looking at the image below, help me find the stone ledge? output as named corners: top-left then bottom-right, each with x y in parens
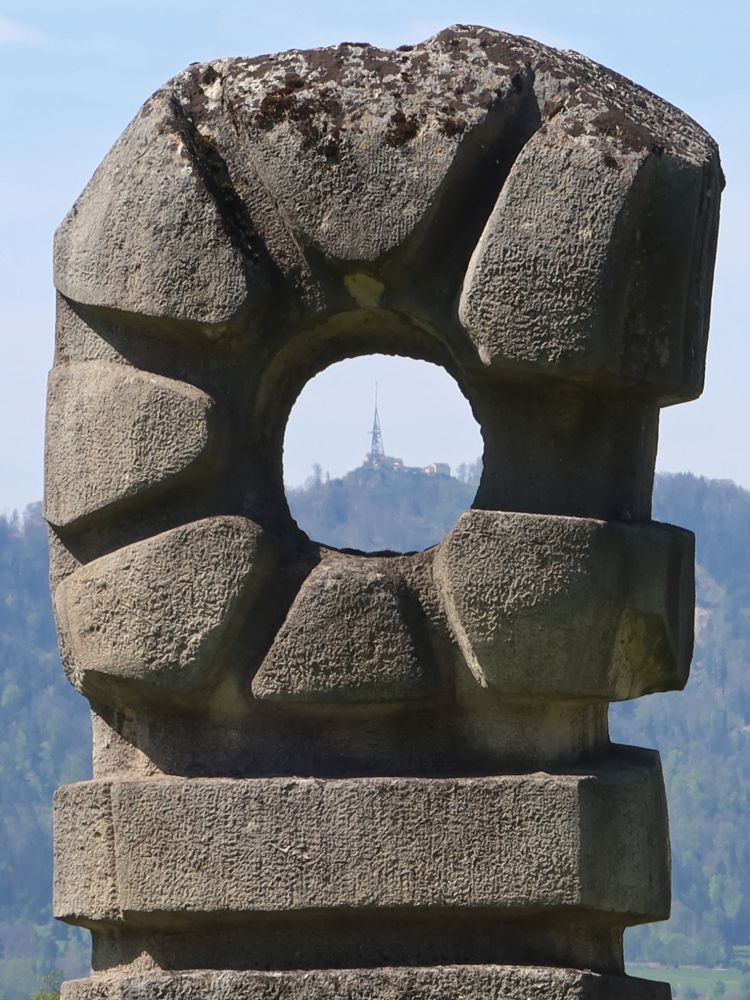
top-left (61, 966), bottom-right (671, 1000)
top-left (55, 751), bottom-right (668, 925)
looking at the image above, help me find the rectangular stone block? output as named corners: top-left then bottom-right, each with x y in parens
top-left (55, 749), bottom-right (668, 927)
top-left (61, 966), bottom-right (671, 1000)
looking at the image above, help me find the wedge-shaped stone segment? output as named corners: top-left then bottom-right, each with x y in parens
top-left (252, 557), bottom-right (439, 703)
top-left (45, 362), bottom-right (217, 528)
top-left (53, 517), bottom-right (273, 704)
top-left (54, 90), bottom-right (252, 325)
top-left (55, 751), bottom-right (668, 924)
top-left (60, 966), bottom-right (670, 1000)
top-left (459, 121), bottom-right (721, 400)
top-left (170, 31), bottom-right (537, 271)
top-left (436, 511), bottom-right (693, 701)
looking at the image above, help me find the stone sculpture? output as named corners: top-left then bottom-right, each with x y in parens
top-left (45, 25), bottom-right (722, 999)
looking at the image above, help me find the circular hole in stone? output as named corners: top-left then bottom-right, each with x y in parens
top-left (283, 355), bottom-right (483, 553)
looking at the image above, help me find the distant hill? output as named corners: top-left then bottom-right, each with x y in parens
top-left (286, 461), bottom-right (478, 552)
top-left (0, 508), bottom-right (88, 998)
top-left (1, 470), bottom-right (749, 995)
top-left (618, 474), bottom-right (750, 967)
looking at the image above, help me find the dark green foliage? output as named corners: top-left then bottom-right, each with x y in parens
top-left (0, 506), bottom-right (88, 998)
top-left (614, 474), bottom-right (750, 967)
top-left (2, 470), bottom-right (750, 993)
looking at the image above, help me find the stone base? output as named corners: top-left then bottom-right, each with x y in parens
top-left (62, 967), bottom-right (671, 999)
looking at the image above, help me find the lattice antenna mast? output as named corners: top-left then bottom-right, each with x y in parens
top-left (369, 383), bottom-right (385, 460)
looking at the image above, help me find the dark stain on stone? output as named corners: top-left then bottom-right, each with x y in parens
top-left (284, 72), bottom-right (306, 90)
top-left (253, 84), bottom-right (345, 158)
top-left (470, 28), bottom-right (526, 74)
top-left (255, 87), bottom-right (297, 129)
top-left (373, 58), bottom-right (402, 78)
top-left (602, 152), bottom-right (619, 169)
top-left (385, 109), bottom-right (421, 147)
top-left (439, 115), bottom-right (468, 138)
top-left (321, 92), bottom-right (344, 119)
top-left (169, 96), bottom-right (262, 267)
top-left (202, 66), bottom-right (219, 86)
top-left (593, 110), bottom-right (657, 154)
top-left (321, 134), bottom-right (342, 163)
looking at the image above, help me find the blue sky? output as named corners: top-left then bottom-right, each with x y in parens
top-left (1, 1), bottom-right (747, 508)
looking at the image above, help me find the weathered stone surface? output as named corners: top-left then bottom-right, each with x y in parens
top-left (54, 27), bottom-right (720, 403)
top-left (436, 511), bottom-right (694, 700)
top-left (174, 33), bottom-right (531, 270)
top-left (459, 121), bottom-right (721, 399)
top-left (53, 517), bottom-right (272, 703)
top-left (473, 390), bottom-right (660, 522)
top-left (54, 91), bottom-right (252, 326)
top-left (253, 555), bottom-right (439, 702)
top-left (45, 362), bottom-right (217, 527)
top-left (54, 752), bottom-right (668, 924)
top-left (61, 966), bottom-right (670, 1000)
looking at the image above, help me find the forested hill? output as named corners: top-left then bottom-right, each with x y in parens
top-left (0, 509), bottom-right (88, 997)
top-left (623, 475), bottom-right (750, 967)
top-left (1, 470), bottom-right (750, 996)
top-left (286, 460), bottom-right (480, 552)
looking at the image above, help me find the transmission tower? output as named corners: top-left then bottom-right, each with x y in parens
top-left (368, 383), bottom-right (385, 461)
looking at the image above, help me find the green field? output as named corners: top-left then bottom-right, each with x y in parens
top-left (629, 964), bottom-right (750, 998)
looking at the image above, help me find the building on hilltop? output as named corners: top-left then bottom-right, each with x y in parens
top-left (423, 462), bottom-right (451, 477)
top-left (362, 391), bottom-right (450, 477)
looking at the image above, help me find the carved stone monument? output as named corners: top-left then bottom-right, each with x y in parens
top-left (46, 25), bottom-right (722, 999)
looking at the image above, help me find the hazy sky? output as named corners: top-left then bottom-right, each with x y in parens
top-left (1, 1), bottom-right (747, 508)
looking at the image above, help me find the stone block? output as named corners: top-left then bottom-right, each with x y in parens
top-left (45, 361), bottom-right (217, 528)
top-left (60, 967), bottom-right (671, 999)
top-left (436, 511), bottom-right (693, 700)
top-left (253, 556), bottom-right (441, 703)
top-left (459, 122), bottom-right (721, 400)
top-left (53, 516), bottom-right (273, 704)
top-left (54, 752), bottom-right (668, 925)
top-left (54, 91), bottom-right (253, 326)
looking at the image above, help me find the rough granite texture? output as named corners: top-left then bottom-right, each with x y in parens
top-left (436, 511), bottom-right (694, 700)
top-left (253, 556), bottom-right (442, 702)
top-left (53, 517), bottom-right (275, 705)
top-left (61, 967), bottom-right (671, 1000)
top-left (46, 23), bottom-right (722, 999)
top-left (54, 754), bottom-right (668, 924)
top-left (45, 362), bottom-right (217, 528)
